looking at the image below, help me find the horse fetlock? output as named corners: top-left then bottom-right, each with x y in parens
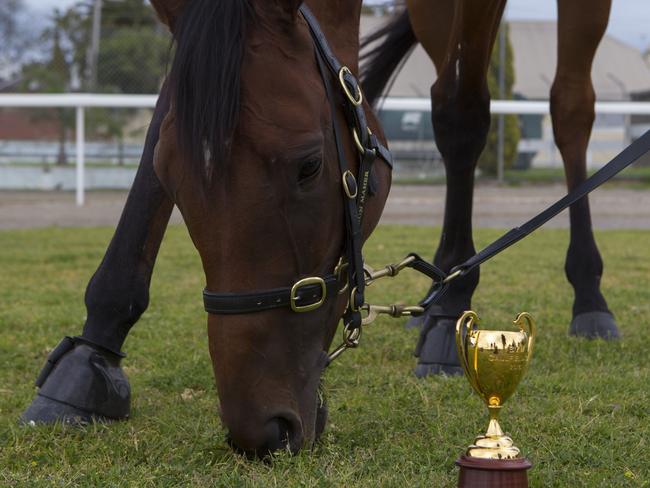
top-left (22, 337), bottom-right (130, 425)
top-left (437, 264), bottom-right (480, 317)
top-left (83, 276), bottom-right (150, 351)
top-left (565, 241), bottom-right (604, 285)
top-left (564, 241), bottom-right (611, 317)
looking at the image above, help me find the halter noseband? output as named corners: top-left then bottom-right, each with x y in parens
top-left (203, 5), bottom-right (395, 335)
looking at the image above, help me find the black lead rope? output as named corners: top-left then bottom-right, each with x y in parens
top-left (414, 129), bottom-right (650, 312)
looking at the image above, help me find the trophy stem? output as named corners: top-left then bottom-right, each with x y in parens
top-left (486, 406), bottom-right (504, 438)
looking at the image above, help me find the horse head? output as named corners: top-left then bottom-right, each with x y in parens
top-left (153, 0), bottom-right (391, 456)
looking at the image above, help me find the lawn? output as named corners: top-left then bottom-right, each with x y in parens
top-left (0, 225), bottom-right (648, 487)
top-left (394, 165), bottom-right (650, 189)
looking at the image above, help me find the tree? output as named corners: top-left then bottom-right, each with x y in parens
top-left (97, 0), bottom-right (168, 93)
top-left (478, 23), bottom-right (521, 176)
top-left (19, 0), bottom-right (169, 165)
top-left (20, 5), bottom-right (92, 164)
top-left (93, 0), bottom-right (169, 164)
top-left (0, 0), bottom-right (35, 83)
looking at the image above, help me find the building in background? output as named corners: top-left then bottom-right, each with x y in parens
top-left (1, 9), bottom-right (649, 190)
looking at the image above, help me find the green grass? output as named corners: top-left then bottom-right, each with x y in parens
top-left (394, 165), bottom-right (650, 188)
top-left (500, 166), bottom-right (650, 188)
top-left (1, 225), bottom-right (649, 487)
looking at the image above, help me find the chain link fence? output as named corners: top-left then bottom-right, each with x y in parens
top-left (1, 1), bottom-right (649, 191)
top-left (0, 0), bottom-right (168, 174)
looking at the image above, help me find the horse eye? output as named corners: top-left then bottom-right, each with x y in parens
top-left (298, 158), bottom-right (322, 182)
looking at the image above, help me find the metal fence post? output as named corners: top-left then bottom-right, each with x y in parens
top-left (497, 22), bottom-right (506, 183)
top-left (76, 105), bottom-right (85, 206)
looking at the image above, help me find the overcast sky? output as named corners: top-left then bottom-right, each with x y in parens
top-left (25, 0), bottom-right (650, 50)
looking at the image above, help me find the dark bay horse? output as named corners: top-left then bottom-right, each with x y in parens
top-left (361, 0), bottom-right (618, 376)
top-left (22, 0), bottom-right (392, 456)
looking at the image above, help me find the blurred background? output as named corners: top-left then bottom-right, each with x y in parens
top-left (0, 0), bottom-right (649, 198)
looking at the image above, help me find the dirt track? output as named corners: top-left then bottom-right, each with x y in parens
top-left (1, 184), bottom-right (649, 230)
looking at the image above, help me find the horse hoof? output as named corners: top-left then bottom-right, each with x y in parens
top-left (569, 311), bottom-right (620, 340)
top-left (21, 337), bottom-right (130, 425)
top-left (414, 316), bottom-right (463, 377)
top-left (414, 362), bottom-right (463, 377)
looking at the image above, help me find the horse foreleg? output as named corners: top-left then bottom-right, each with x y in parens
top-left (552, 0), bottom-right (619, 339)
top-left (22, 84), bottom-right (174, 424)
top-left (411, 0), bottom-right (506, 376)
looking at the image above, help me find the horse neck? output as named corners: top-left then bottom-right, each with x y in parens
top-left (305, 0), bottom-right (362, 73)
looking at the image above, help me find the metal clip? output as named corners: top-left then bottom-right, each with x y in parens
top-left (360, 303), bottom-right (425, 325)
top-left (443, 269), bottom-right (463, 284)
top-left (327, 323), bottom-right (362, 363)
top-left (364, 255), bottom-right (416, 286)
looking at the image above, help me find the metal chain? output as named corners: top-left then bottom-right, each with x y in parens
top-left (327, 254), bottom-right (464, 364)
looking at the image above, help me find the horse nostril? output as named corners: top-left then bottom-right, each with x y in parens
top-left (225, 413), bottom-right (303, 458)
top-left (264, 416), bottom-right (292, 452)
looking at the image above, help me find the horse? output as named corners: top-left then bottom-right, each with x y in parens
top-left (22, 0), bottom-right (394, 457)
top-left (361, 0), bottom-right (619, 377)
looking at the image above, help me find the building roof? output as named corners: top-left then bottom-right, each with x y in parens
top-left (361, 15), bottom-right (650, 101)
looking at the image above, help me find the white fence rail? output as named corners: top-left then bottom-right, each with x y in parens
top-left (379, 97), bottom-right (650, 115)
top-left (2, 94), bottom-right (650, 206)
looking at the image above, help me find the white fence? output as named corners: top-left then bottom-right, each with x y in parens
top-left (1, 93), bottom-right (650, 206)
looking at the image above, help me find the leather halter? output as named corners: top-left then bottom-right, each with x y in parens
top-left (202, 4), bottom-right (394, 331)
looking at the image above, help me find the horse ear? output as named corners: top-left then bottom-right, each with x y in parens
top-left (150, 0), bottom-right (187, 33)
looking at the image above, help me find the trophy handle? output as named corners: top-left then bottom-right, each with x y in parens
top-left (514, 312), bottom-right (535, 363)
top-left (455, 311), bottom-right (482, 395)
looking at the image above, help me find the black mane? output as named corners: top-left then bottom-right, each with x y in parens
top-left (168, 0), bottom-right (250, 185)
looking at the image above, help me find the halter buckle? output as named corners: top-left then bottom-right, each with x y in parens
top-left (342, 170), bottom-right (358, 199)
top-left (290, 277), bottom-right (327, 313)
top-left (338, 66), bottom-right (363, 106)
top-left (334, 258), bottom-right (349, 295)
top-left (352, 127), bottom-right (374, 156)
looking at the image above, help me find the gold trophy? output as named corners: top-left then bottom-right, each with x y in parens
top-left (454, 311), bottom-right (535, 488)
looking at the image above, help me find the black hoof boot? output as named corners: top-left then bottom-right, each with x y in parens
top-left (405, 314), bottom-right (424, 330)
top-left (569, 311), bottom-right (620, 340)
top-left (21, 337), bottom-right (130, 425)
top-left (414, 312), bottom-right (463, 377)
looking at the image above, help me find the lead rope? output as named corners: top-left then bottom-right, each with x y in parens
top-left (327, 129), bottom-right (650, 365)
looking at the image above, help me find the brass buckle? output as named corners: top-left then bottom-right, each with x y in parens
top-left (349, 286), bottom-right (362, 312)
top-left (290, 277), bottom-right (327, 313)
top-left (342, 170), bottom-right (358, 199)
top-left (352, 127), bottom-right (373, 155)
top-left (338, 66), bottom-right (363, 106)
top-left (334, 257), bottom-right (349, 295)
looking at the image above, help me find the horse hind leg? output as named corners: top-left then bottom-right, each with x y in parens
top-left (551, 0), bottom-right (619, 339)
top-left (22, 84), bottom-right (175, 424)
top-left (411, 0), bottom-right (507, 376)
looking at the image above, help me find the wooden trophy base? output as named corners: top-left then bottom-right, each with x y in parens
top-left (456, 455), bottom-right (532, 488)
